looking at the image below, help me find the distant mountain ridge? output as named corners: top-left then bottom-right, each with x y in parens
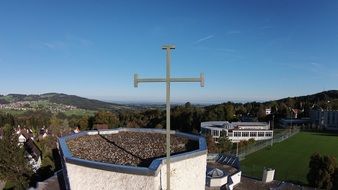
top-left (0, 90), bottom-right (337, 111)
top-left (269, 90), bottom-right (338, 104)
top-left (0, 93), bottom-right (132, 111)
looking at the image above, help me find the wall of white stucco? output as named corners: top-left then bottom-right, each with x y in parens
top-left (65, 154), bottom-right (207, 190)
top-left (159, 154), bottom-right (207, 190)
top-left (66, 163), bottom-right (157, 190)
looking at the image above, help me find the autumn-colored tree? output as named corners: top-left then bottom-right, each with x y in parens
top-left (49, 116), bottom-right (70, 137)
top-left (78, 115), bottom-right (90, 130)
top-left (94, 111), bottom-right (119, 129)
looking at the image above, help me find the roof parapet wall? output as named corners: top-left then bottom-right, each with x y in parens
top-left (58, 128), bottom-right (207, 177)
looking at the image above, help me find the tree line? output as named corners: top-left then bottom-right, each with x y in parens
top-left (1, 97), bottom-right (335, 136)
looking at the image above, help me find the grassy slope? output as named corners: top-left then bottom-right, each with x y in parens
top-left (63, 109), bottom-right (96, 116)
top-left (241, 132), bottom-right (338, 184)
top-left (0, 93), bottom-right (129, 111)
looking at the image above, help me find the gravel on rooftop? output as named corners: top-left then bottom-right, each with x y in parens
top-left (67, 131), bottom-right (199, 167)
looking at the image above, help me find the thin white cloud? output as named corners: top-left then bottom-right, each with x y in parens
top-left (227, 30), bottom-right (241, 35)
top-left (194, 35), bottom-right (214, 44)
top-left (287, 62), bottom-right (338, 79)
top-left (259, 25), bottom-right (273, 30)
top-left (310, 62), bottom-right (321, 68)
top-left (66, 35), bottom-right (92, 47)
top-left (42, 42), bottom-right (55, 49)
top-left (42, 41), bottom-right (66, 49)
top-left (215, 48), bottom-right (236, 53)
top-left (39, 35), bottom-right (92, 50)
top-left (78, 38), bottom-right (92, 47)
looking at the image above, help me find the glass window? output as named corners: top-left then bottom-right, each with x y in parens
top-left (250, 132), bottom-right (257, 137)
top-left (234, 132), bottom-right (241, 137)
top-left (212, 130), bottom-right (220, 137)
top-left (242, 132), bottom-right (249, 137)
top-left (265, 132), bottom-right (272, 137)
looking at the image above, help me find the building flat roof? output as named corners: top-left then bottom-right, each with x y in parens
top-left (66, 131), bottom-right (199, 167)
top-left (230, 129), bottom-right (273, 132)
top-left (201, 121), bottom-right (269, 130)
top-left (201, 121), bottom-right (228, 127)
top-left (58, 128), bottom-right (207, 176)
top-left (232, 122), bottom-right (269, 126)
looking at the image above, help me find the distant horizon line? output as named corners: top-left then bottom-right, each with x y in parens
top-left (103, 99), bottom-right (269, 105)
top-left (0, 92), bottom-right (272, 104)
top-left (1, 89), bottom-right (337, 105)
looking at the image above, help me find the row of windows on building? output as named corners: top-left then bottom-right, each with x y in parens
top-left (232, 131), bottom-right (273, 137)
top-left (211, 130), bottom-right (227, 137)
top-left (203, 128), bottom-right (273, 138)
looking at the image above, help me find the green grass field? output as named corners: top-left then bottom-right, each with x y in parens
top-left (63, 109), bottom-right (96, 116)
top-left (241, 131), bottom-right (338, 185)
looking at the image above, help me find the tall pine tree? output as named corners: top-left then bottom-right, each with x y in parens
top-left (0, 124), bottom-right (33, 189)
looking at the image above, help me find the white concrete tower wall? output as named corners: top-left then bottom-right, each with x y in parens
top-left (65, 154), bottom-right (207, 190)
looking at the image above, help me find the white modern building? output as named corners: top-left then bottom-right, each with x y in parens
top-left (201, 121), bottom-right (273, 142)
top-left (310, 109), bottom-right (338, 130)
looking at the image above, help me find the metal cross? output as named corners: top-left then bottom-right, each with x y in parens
top-left (134, 44), bottom-right (204, 190)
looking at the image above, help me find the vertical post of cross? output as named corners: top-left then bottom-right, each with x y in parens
top-left (162, 44), bottom-right (175, 190)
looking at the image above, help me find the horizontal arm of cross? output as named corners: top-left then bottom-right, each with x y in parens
top-left (134, 73), bottom-right (204, 87)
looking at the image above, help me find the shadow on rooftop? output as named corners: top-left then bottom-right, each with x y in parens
top-left (97, 132), bottom-right (199, 167)
top-left (98, 133), bottom-right (157, 167)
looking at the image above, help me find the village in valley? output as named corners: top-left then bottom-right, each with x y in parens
top-left (0, 100), bottom-right (77, 113)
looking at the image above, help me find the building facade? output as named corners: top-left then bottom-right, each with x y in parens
top-left (310, 109), bottom-right (338, 130)
top-left (279, 118), bottom-right (310, 128)
top-left (201, 121), bottom-right (273, 142)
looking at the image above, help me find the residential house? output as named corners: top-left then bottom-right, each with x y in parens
top-left (24, 138), bottom-right (42, 172)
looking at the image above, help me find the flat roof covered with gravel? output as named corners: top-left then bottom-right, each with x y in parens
top-left (66, 131), bottom-right (199, 167)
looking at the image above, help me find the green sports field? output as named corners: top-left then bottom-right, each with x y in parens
top-left (241, 131), bottom-right (338, 185)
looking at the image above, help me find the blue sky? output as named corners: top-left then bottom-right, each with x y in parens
top-left (1, 0), bottom-right (338, 103)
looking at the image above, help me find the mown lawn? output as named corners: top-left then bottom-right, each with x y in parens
top-left (241, 131), bottom-right (338, 185)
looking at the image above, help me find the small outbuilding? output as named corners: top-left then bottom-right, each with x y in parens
top-left (206, 168), bottom-right (228, 187)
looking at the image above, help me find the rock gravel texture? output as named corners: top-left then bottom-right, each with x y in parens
top-left (67, 131), bottom-right (199, 167)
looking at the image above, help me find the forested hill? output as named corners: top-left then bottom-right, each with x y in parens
top-left (263, 90), bottom-right (338, 110)
top-left (0, 90), bottom-right (337, 112)
top-left (272, 90), bottom-right (338, 104)
top-left (0, 93), bottom-right (132, 111)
